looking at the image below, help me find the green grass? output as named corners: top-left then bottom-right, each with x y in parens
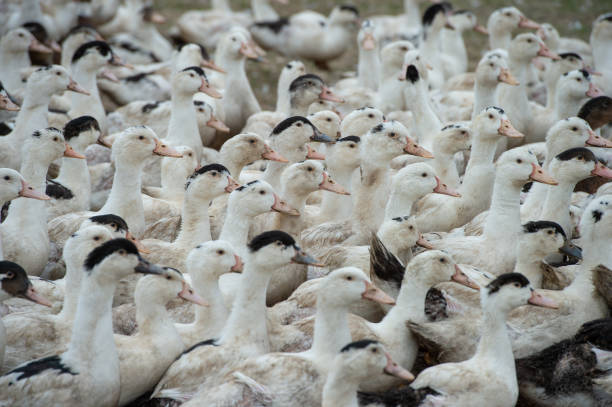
top-left (155, 0), bottom-right (611, 110)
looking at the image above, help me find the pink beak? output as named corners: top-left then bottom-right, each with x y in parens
top-left (23, 285), bottom-right (52, 307)
top-left (262, 145), bottom-right (288, 162)
top-left (306, 145), bottom-right (325, 160)
top-left (66, 78), bottom-right (90, 95)
top-left (153, 139), bottom-right (183, 157)
top-left (231, 254), bottom-right (244, 272)
top-left (225, 176), bottom-right (240, 193)
top-left (383, 352), bottom-right (415, 381)
top-left (64, 143), bottom-right (86, 159)
top-left (528, 290), bottom-right (558, 308)
top-left (433, 176), bottom-right (461, 197)
top-left (586, 129), bottom-right (612, 148)
top-left (178, 281), bottom-right (209, 306)
top-left (199, 78), bottom-right (222, 99)
top-left (319, 172), bottom-right (350, 195)
top-left (19, 180), bottom-right (50, 200)
top-left (319, 86), bottom-right (344, 103)
top-left (586, 82), bottom-right (604, 98)
top-left (537, 44), bottom-right (560, 60)
top-left (272, 193), bottom-right (300, 216)
top-left (591, 162), bottom-right (612, 179)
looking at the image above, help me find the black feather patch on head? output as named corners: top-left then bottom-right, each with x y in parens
top-left (0, 261), bottom-right (30, 298)
top-left (422, 2), bottom-right (452, 26)
top-left (32, 130), bottom-right (41, 138)
top-left (182, 66), bottom-right (206, 77)
top-left (72, 41), bottom-right (113, 63)
top-left (339, 4), bottom-right (359, 16)
top-left (84, 238), bottom-right (139, 271)
top-left (578, 96), bottom-right (612, 123)
top-left (65, 24), bottom-right (99, 39)
top-left (522, 221), bottom-right (566, 238)
top-left (371, 123), bottom-right (385, 133)
top-left (88, 214), bottom-right (129, 232)
top-left (185, 163), bottom-right (229, 190)
top-left (592, 210), bottom-right (603, 223)
top-left (289, 74), bottom-right (324, 92)
top-left (248, 230), bottom-right (296, 252)
top-left (7, 355), bottom-right (77, 382)
top-left (254, 18), bottom-right (290, 34)
top-left (35, 65), bottom-right (52, 72)
top-left (559, 52), bottom-right (582, 60)
top-left (45, 179), bottom-right (74, 200)
top-left (271, 116), bottom-right (314, 135)
top-left (487, 106), bottom-right (505, 115)
top-left (555, 147), bottom-right (596, 162)
top-left (487, 272), bottom-right (530, 294)
top-left (235, 180), bottom-right (259, 192)
top-left (341, 339), bottom-right (379, 353)
top-left (579, 69), bottom-right (590, 79)
top-left (338, 135), bottom-right (360, 143)
top-left (597, 13), bottom-right (612, 23)
top-left (142, 101), bottom-right (161, 113)
top-left (63, 116), bottom-right (100, 140)
top-left (22, 21), bottom-right (48, 42)
top-left (405, 65), bottom-right (420, 83)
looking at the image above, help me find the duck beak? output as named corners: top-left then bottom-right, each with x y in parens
top-left (64, 143), bottom-right (85, 159)
top-left (362, 280), bottom-right (396, 305)
top-left (591, 162), bottom-right (612, 178)
top-left (134, 258), bottom-right (165, 275)
top-left (528, 290), bottom-right (558, 309)
top-left (0, 93), bottom-right (20, 111)
top-left (451, 264), bottom-right (480, 290)
top-left (416, 234), bottom-right (434, 249)
top-left (586, 129), bottom-right (612, 148)
top-left (100, 69), bottom-right (119, 82)
top-left (319, 172), bottom-right (350, 195)
top-left (225, 176), bottom-right (240, 193)
top-left (384, 352), bottom-right (415, 381)
top-left (319, 86), bottom-right (344, 103)
top-left (272, 193), bottom-right (300, 216)
top-left (50, 40), bottom-right (62, 53)
top-left (537, 44), bottom-right (560, 60)
top-left (262, 144), bottom-right (288, 162)
top-left (19, 179), bottom-right (50, 200)
top-left (433, 176), bottom-right (461, 197)
top-left (206, 114), bottom-right (230, 132)
top-left (153, 139), bottom-right (183, 157)
top-left (586, 82), bottom-right (604, 98)
top-left (178, 281), bottom-right (209, 306)
top-left (529, 163), bottom-right (558, 185)
top-left (361, 32), bottom-right (376, 50)
top-left (518, 15), bottom-right (540, 29)
top-left (149, 10), bottom-right (167, 24)
top-left (310, 129), bottom-right (333, 143)
top-left (199, 78), bottom-right (222, 99)
top-left (126, 231), bottom-right (150, 254)
top-left (22, 285), bottom-right (52, 307)
top-left (231, 254), bottom-right (244, 272)
top-left (584, 65), bottom-right (602, 76)
top-left (473, 24), bottom-right (488, 35)
top-left (201, 59), bottom-right (226, 74)
top-left (306, 144), bottom-right (325, 160)
top-left (97, 135), bottom-right (113, 148)
top-left (110, 54), bottom-right (133, 69)
top-left (558, 240), bottom-right (582, 261)
top-left (240, 42), bottom-right (259, 59)
top-left (404, 137), bottom-right (433, 158)
top-left (29, 37), bottom-right (52, 53)
top-left (66, 78), bottom-right (90, 95)
top-left (498, 118), bottom-right (524, 139)
top-left (291, 247), bottom-right (324, 267)
top-left (498, 68), bottom-right (519, 86)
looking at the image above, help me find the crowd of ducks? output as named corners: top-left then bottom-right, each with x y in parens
top-left (0, 0), bottom-right (611, 406)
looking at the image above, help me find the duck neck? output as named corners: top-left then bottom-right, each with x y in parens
top-left (56, 138), bottom-right (91, 197)
top-left (540, 178), bottom-right (574, 236)
top-left (404, 82), bottom-right (439, 150)
top-left (472, 82), bottom-right (497, 120)
top-left (20, 151), bottom-right (51, 189)
top-left (261, 161), bottom-right (287, 191)
top-left (460, 137), bottom-right (498, 198)
top-left (99, 157), bottom-right (144, 234)
top-left (0, 48), bottom-right (30, 93)
top-left (174, 193), bottom-right (213, 247)
top-left (135, 297), bottom-right (175, 337)
top-left (192, 273), bottom-right (228, 328)
top-left (554, 91), bottom-right (583, 121)
top-left (545, 77), bottom-right (558, 110)
top-left (70, 64), bottom-right (104, 126)
top-left (219, 209), bottom-right (252, 258)
top-left (311, 297), bottom-right (351, 365)
top-left (483, 178), bottom-right (522, 242)
top-left (322, 369), bottom-right (359, 407)
top-left (568, 232), bottom-right (611, 294)
top-left (358, 48), bottom-right (380, 91)
top-left (377, 272), bottom-right (428, 335)
top-left (319, 165), bottom-right (354, 221)
top-left (353, 160), bottom-right (389, 233)
top-left (64, 273), bottom-right (117, 369)
top-left (58, 256), bottom-right (85, 322)
top-left (432, 150), bottom-right (461, 189)
top-left (384, 190), bottom-right (421, 220)
top-left (167, 92), bottom-right (202, 158)
top-left (403, 0), bottom-right (422, 27)
top-left (252, 0), bottom-right (277, 20)
top-left (473, 304), bottom-right (516, 383)
top-left (219, 150), bottom-right (245, 178)
top-left (514, 245), bottom-right (545, 288)
top-left (220, 262), bottom-right (271, 352)
top-left (278, 185), bottom-right (311, 235)
top-left (10, 87), bottom-right (52, 145)
top-left (489, 26), bottom-right (512, 50)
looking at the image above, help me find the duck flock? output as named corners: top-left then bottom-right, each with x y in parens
top-left (0, 0), bottom-right (611, 406)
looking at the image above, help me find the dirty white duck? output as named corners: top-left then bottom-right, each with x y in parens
top-left (182, 267), bottom-right (396, 407)
top-left (48, 126), bottom-right (181, 243)
top-left (1, 225), bottom-right (113, 374)
top-left (151, 231), bottom-right (320, 402)
top-left (0, 238), bottom-right (165, 407)
top-left (175, 241), bottom-right (243, 347)
top-left (2, 128), bottom-right (84, 276)
top-left (487, 6), bottom-right (540, 50)
top-left (115, 267), bottom-right (206, 406)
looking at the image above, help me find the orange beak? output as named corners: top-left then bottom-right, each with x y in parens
top-left (404, 137), bottom-right (433, 158)
top-left (361, 32), bottom-right (376, 50)
top-left (451, 264), bottom-right (480, 290)
top-left (66, 78), bottom-right (90, 95)
top-left (206, 115), bottom-right (229, 132)
top-left (262, 144), bottom-right (288, 162)
top-left (416, 234), bottom-right (434, 249)
top-left (225, 176), bottom-right (240, 193)
top-left (529, 163), bottom-right (558, 185)
top-left (362, 280), bottom-right (396, 305)
top-left (64, 143), bottom-right (85, 159)
top-left (153, 139), bottom-right (182, 157)
top-left (498, 118), bottom-right (524, 138)
top-left (473, 24), bottom-right (488, 35)
top-left (433, 176), bottom-right (461, 197)
top-left (126, 231), bottom-right (150, 254)
top-left (591, 162), bottom-right (612, 179)
top-left (201, 59), bottom-right (226, 74)
top-left (199, 78), bottom-right (222, 99)
top-left (271, 193), bottom-right (300, 216)
top-left (518, 15), bottom-right (540, 29)
top-left (498, 68), bottom-right (519, 86)
top-left (19, 179), bottom-right (50, 200)
top-left (306, 145), bottom-right (325, 160)
top-left (537, 44), bottom-right (560, 60)
top-left (319, 172), bottom-right (350, 195)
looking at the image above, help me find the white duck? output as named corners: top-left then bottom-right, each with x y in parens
top-left (441, 10), bottom-right (488, 79)
top-left (1, 225), bottom-right (113, 374)
top-left (151, 231), bottom-right (320, 402)
top-left (487, 7), bottom-right (540, 50)
top-left (471, 50), bottom-right (518, 119)
top-left (115, 267), bottom-right (206, 406)
top-left (2, 128), bottom-right (84, 275)
top-left (175, 241), bottom-right (242, 347)
top-left (0, 238), bottom-right (165, 407)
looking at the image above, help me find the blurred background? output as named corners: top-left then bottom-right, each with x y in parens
top-left (155, 0), bottom-right (611, 110)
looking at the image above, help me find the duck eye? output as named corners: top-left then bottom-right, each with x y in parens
top-left (371, 348), bottom-right (378, 353)
top-left (18, 33), bottom-right (24, 37)
top-left (138, 135), bottom-right (144, 140)
top-left (527, 39), bottom-right (532, 43)
top-left (547, 230), bottom-right (553, 235)
top-left (166, 275), bottom-right (172, 280)
top-left (409, 225), bottom-right (414, 230)
top-left (53, 137), bottom-right (59, 142)
top-left (388, 132), bottom-right (396, 138)
top-left (349, 144), bottom-right (355, 148)
top-left (3, 176), bottom-right (9, 181)
top-left (217, 250), bottom-right (225, 255)
top-left (6, 271), bottom-right (14, 278)
top-left (368, 114), bottom-right (374, 118)
top-left (576, 78), bottom-right (582, 82)
top-left (93, 236), bottom-right (100, 241)
top-left (259, 190), bottom-right (265, 195)
top-left (119, 249), bottom-right (126, 255)
top-left (439, 258), bottom-right (446, 263)
top-left (514, 282), bottom-right (520, 287)
top-left (488, 114), bottom-right (494, 119)
top-left (56, 72), bottom-right (61, 76)
top-left (489, 63), bottom-right (494, 67)
top-left (276, 241), bottom-right (282, 246)
top-left (110, 223), bottom-right (116, 228)
top-left (577, 155), bottom-right (584, 160)
top-left (346, 276), bottom-right (353, 281)
top-left (461, 131), bottom-right (467, 135)
top-left (296, 122), bottom-right (302, 127)
top-left (516, 159), bottom-right (522, 164)
top-left (571, 127), bottom-right (578, 131)
top-left (249, 139), bottom-right (255, 144)
top-left (307, 166), bottom-right (313, 171)
top-left (211, 171), bottom-right (217, 176)
top-left (189, 74), bottom-right (194, 78)
top-left (421, 173), bottom-right (427, 177)
top-left (326, 118), bottom-right (331, 122)
top-left (188, 153), bottom-right (193, 157)
top-left (401, 46), bottom-right (407, 51)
